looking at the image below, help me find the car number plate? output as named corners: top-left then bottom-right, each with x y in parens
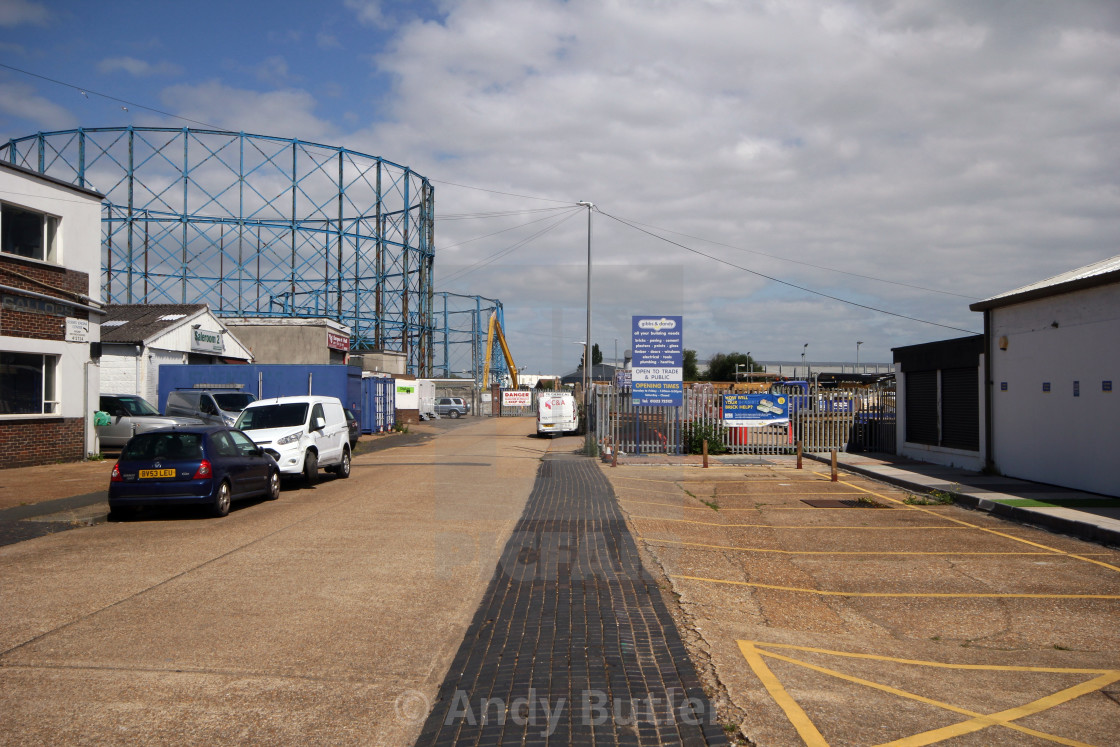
top-left (139, 469), bottom-right (176, 479)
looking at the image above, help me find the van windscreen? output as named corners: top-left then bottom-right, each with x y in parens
top-left (236, 403), bottom-right (308, 430)
top-left (213, 393), bottom-right (255, 411)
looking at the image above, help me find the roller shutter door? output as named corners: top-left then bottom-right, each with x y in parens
top-left (905, 370), bottom-right (938, 446)
top-left (940, 367), bottom-right (979, 451)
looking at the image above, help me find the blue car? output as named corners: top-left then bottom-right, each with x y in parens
top-left (109, 426), bottom-right (281, 518)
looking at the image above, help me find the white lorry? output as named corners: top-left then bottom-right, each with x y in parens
top-left (536, 392), bottom-right (579, 436)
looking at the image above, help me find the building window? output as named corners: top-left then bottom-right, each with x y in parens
top-left (0, 352), bottom-right (59, 415)
top-left (1, 203), bottom-right (59, 262)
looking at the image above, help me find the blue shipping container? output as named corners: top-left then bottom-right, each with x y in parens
top-left (158, 364), bottom-right (364, 429)
top-left (361, 376), bottom-right (396, 433)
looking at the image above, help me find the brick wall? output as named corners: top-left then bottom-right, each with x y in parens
top-left (0, 417), bottom-right (86, 467)
top-left (0, 256), bottom-right (90, 341)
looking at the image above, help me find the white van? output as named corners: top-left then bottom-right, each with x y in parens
top-left (537, 392), bottom-right (579, 436)
top-left (235, 395), bottom-right (351, 483)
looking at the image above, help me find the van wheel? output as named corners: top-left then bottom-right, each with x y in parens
top-left (302, 451), bottom-right (318, 485)
top-left (337, 448), bottom-right (351, 479)
top-left (212, 480), bottom-right (231, 517)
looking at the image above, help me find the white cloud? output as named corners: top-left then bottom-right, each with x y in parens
top-left (159, 81), bottom-right (335, 141)
top-left (340, 0), bottom-right (1120, 369)
top-left (97, 56), bottom-right (183, 77)
top-left (0, 80), bottom-right (76, 130)
top-left (344, 0), bottom-right (388, 28)
top-left (0, 0), bottom-right (48, 27)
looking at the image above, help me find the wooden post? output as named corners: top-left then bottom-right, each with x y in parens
top-left (831, 449), bottom-right (838, 482)
top-left (796, 441), bottom-right (803, 470)
top-left (611, 438), bottom-right (618, 468)
top-left (702, 439), bottom-right (709, 468)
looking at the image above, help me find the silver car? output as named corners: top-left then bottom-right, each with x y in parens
top-left (97, 394), bottom-right (203, 449)
top-left (435, 397), bottom-right (471, 418)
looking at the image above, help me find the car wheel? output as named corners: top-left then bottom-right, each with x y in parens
top-left (266, 471), bottom-right (281, 500)
top-left (212, 480), bottom-right (231, 517)
top-left (449, 409), bottom-right (461, 419)
top-left (303, 451), bottom-right (318, 485)
top-left (337, 447), bottom-right (351, 479)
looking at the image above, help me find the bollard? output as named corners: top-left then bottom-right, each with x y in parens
top-left (796, 441), bottom-right (803, 470)
top-left (611, 439), bottom-right (618, 468)
top-left (702, 439), bottom-right (709, 468)
top-left (831, 449), bottom-right (838, 482)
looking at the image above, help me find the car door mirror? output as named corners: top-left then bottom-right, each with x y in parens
top-left (312, 416), bottom-right (326, 431)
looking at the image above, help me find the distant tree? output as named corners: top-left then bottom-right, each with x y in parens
top-left (683, 349), bottom-right (700, 381)
top-left (592, 343), bottom-right (603, 366)
top-left (706, 352), bottom-right (757, 382)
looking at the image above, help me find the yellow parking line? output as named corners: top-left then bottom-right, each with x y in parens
top-left (644, 538), bottom-right (1063, 556)
top-left (745, 642), bottom-right (1117, 673)
top-left (838, 480), bottom-right (1120, 574)
top-left (671, 574), bottom-right (1120, 598)
top-left (738, 642), bottom-right (828, 747)
top-left (621, 499), bottom-right (883, 511)
top-left (627, 517), bottom-right (967, 528)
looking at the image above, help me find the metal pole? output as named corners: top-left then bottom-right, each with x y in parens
top-left (579, 201), bottom-right (594, 455)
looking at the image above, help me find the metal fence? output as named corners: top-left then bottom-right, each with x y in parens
top-left (492, 387), bottom-right (539, 418)
top-left (594, 383), bottom-right (896, 456)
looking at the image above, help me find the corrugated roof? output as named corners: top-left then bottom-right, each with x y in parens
top-left (100, 304), bottom-right (208, 343)
top-left (969, 254), bottom-right (1120, 312)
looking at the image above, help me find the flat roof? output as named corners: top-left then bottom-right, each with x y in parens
top-left (0, 160), bottom-right (104, 201)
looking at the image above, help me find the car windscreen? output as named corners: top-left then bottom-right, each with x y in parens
top-left (116, 396), bottom-right (161, 416)
top-left (236, 403), bottom-right (308, 430)
top-left (213, 393), bottom-right (255, 411)
top-left (121, 432), bottom-right (204, 461)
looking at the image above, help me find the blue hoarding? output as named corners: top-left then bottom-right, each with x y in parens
top-left (722, 393), bottom-right (790, 427)
top-left (631, 315), bottom-right (683, 406)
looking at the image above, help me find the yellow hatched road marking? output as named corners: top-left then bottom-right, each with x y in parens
top-left (627, 517), bottom-right (967, 528)
top-left (837, 480), bottom-right (1120, 574)
top-left (643, 538), bottom-right (1064, 556)
top-left (737, 640), bottom-right (1120, 747)
top-left (671, 574), bottom-right (1120, 598)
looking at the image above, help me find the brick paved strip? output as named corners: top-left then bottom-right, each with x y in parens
top-left (415, 454), bottom-right (728, 746)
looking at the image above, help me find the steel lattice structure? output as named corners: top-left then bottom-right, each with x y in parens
top-left (0, 127), bottom-right (504, 376)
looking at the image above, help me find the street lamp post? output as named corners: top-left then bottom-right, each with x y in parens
top-left (578, 200), bottom-right (595, 454)
top-left (747, 351), bottom-right (751, 384)
top-left (856, 341), bottom-right (864, 372)
top-left (802, 343), bottom-right (808, 378)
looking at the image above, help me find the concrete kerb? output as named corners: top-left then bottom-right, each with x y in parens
top-left (803, 452), bottom-right (1120, 549)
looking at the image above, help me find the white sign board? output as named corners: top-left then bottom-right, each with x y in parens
top-left (191, 328), bottom-right (225, 354)
top-left (65, 317), bottom-right (89, 343)
top-left (502, 390), bottom-right (532, 407)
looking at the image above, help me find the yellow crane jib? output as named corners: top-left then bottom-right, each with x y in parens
top-left (483, 312), bottom-right (519, 389)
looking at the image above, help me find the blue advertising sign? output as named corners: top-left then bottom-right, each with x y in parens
top-left (631, 315), bottom-right (683, 406)
top-left (723, 393), bottom-right (790, 427)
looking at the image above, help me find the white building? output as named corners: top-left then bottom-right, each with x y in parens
top-left (970, 255), bottom-right (1120, 497)
top-left (100, 304), bottom-right (252, 407)
top-left (0, 161), bottom-right (104, 466)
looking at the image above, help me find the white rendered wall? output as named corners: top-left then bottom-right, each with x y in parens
top-left (989, 283), bottom-right (1120, 496)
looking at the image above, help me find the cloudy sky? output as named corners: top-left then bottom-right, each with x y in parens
top-left (2, 0), bottom-right (1118, 374)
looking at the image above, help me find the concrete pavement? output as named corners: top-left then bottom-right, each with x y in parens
top-left (0, 417), bottom-right (551, 745)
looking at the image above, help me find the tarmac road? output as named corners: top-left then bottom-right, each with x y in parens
top-left (0, 416), bottom-right (553, 746)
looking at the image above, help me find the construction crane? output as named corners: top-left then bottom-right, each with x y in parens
top-left (482, 312), bottom-right (519, 389)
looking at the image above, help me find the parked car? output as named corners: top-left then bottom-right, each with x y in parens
top-left (97, 394), bottom-right (203, 449)
top-left (344, 408), bottom-right (360, 448)
top-left (108, 426), bottom-right (281, 518)
top-left (436, 396), bottom-right (470, 418)
top-left (165, 387), bottom-right (256, 426)
top-left (235, 395), bottom-right (351, 483)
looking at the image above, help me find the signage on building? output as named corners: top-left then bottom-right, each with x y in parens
top-left (631, 315), bottom-right (683, 406)
top-left (191, 328), bottom-right (225, 354)
top-left (327, 332), bottom-right (350, 351)
top-left (1, 293), bottom-right (73, 317)
top-left (723, 393), bottom-right (790, 427)
top-left (502, 390), bottom-right (532, 407)
top-left (65, 317), bottom-right (89, 342)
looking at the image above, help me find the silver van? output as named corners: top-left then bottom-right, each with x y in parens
top-left (166, 388), bottom-right (257, 427)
